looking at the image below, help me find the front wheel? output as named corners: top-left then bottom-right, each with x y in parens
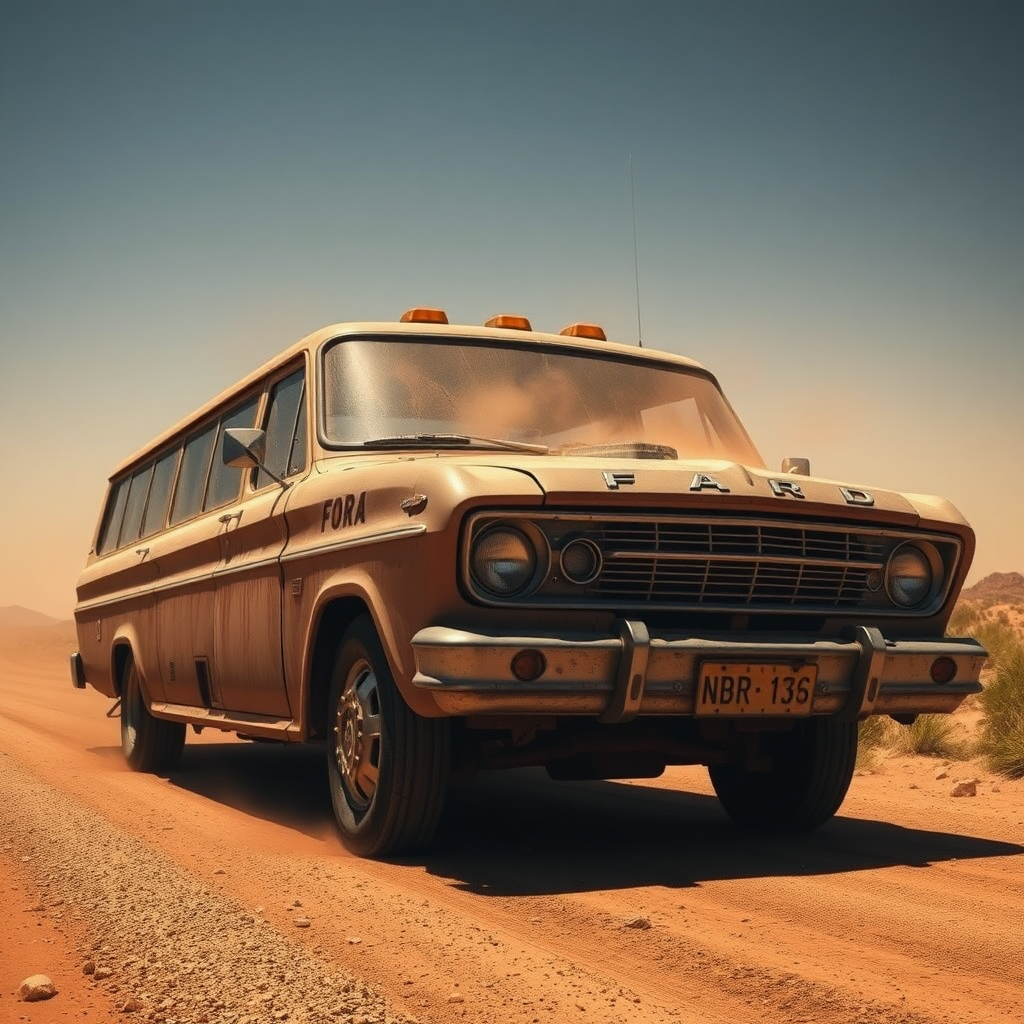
top-left (120, 656), bottom-right (185, 772)
top-left (327, 617), bottom-right (449, 857)
top-left (708, 717), bottom-right (857, 831)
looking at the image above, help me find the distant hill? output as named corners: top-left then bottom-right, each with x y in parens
top-left (961, 572), bottom-right (1024, 606)
top-left (0, 605), bottom-right (61, 629)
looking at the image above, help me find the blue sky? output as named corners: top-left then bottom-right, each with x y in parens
top-left (1, 0), bottom-right (1021, 618)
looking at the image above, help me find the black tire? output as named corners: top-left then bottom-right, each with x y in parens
top-left (120, 656), bottom-right (185, 772)
top-left (708, 717), bottom-right (857, 831)
top-left (327, 617), bottom-right (449, 857)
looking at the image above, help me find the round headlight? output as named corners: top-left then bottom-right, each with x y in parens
top-left (472, 527), bottom-right (538, 596)
top-left (885, 544), bottom-right (934, 608)
top-left (560, 538), bottom-right (602, 585)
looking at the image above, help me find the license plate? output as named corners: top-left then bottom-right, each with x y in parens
top-left (696, 662), bottom-right (816, 716)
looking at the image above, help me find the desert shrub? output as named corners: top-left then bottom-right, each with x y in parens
top-left (975, 618), bottom-right (1021, 671)
top-left (888, 714), bottom-right (969, 760)
top-left (978, 639), bottom-right (1024, 779)
top-left (947, 601), bottom-right (982, 636)
top-left (858, 714), bottom-right (891, 751)
top-left (856, 714), bottom-right (892, 770)
top-left (948, 608), bottom-right (1019, 672)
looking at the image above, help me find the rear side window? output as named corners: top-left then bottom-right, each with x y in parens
top-left (257, 368), bottom-right (306, 489)
top-left (96, 477), bottom-right (130, 555)
top-left (118, 464), bottom-right (154, 548)
top-left (169, 423), bottom-right (217, 525)
top-left (206, 396), bottom-right (259, 509)
top-left (141, 448), bottom-right (178, 538)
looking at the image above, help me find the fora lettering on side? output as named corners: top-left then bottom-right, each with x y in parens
top-left (321, 492), bottom-right (367, 531)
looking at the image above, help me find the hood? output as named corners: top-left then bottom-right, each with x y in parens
top-left (497, 456), bottom-right (930, 524)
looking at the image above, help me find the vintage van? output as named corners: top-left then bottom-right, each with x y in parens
top-left (72, 308), bottom-right (987, 855)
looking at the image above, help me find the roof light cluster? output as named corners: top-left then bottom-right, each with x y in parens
top-left (399, 307), bottom-right (607, 340)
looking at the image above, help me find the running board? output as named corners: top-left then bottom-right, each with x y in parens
top-left (149, 702), bottom-right (300, 741)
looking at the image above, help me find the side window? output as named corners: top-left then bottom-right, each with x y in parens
top-left (169, 423), bottom-right (217, 525)
top-left (96, 477), bottom-right (130, 555)
top-left (257, 368), bottom-right (306, 490)
top-left (118, 463), bottom-right (155, 548)
top-left (141, 447), bottom-right (178, 538)
top-left (205, 395), bottom-right (260, 510)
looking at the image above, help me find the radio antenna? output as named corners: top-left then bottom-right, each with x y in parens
top-left (629, 153), bottom-right (643, 347)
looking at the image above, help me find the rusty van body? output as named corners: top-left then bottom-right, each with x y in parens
top-left (72, 309), bottom-right (986, 855)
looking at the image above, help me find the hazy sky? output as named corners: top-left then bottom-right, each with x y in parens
top-left (1, 0), bottom-right (1021, 619)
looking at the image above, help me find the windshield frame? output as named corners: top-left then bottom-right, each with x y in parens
top-left (316, 332), bottom-right (764, 467)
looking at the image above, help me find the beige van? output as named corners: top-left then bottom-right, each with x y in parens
top-left (72, 308), bottom-right (986, 855)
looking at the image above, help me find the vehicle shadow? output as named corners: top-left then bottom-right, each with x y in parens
top-left (110, 741), bottom-right (1024, 894)
top-left (90, 739), bottom-right (334, 840)
top-left (422, 768), bottom-right (1024, 896)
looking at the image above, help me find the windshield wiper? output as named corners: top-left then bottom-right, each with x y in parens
top-left (361, 433), bottom-right (549, 454)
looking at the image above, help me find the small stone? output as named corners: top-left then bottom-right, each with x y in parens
top-left (951, 779), bottom-right (978, 798)
top-left (294, 917), bottom-right (312, 928)
top-left (624, 916), bottom-right (652, 930)
top-left (121, 996), bottom-right (144, 1013)
top-left (93, 966), bottom-right (114, 980)
top-left (83, 960), bottom-right (96, 975)
top-left (347, 936), bottom-right (362, 944)
top-left (18, 974), bottom-right (57, 1002)
top-left (908, 783), bottom-right (918, 790)
top-left (992, 785), bottom-right (1001, 793)
top-left (934, 768), bottom-right (949, 780)
top-left (448, 992), bottom-right (465, 1004)
top-left (213, 868), bottom-right (226, 875)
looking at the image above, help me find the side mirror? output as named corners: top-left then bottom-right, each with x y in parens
top-left (781, 457), bottom-right (810, 476)
top-left (223, 427), bottom-right (267, 469)
top-left (223, 428), bottom-right (290, 489)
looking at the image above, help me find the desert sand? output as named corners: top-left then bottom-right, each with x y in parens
top-left (2, 620), bottom-right (1022, 1024)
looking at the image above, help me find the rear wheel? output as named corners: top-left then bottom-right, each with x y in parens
top-left (327, 617), bottom-right (449, 857)
top-left (120, 656), bottom-right (185, 772)
top-left (709, 717), bottom-right (857, 831)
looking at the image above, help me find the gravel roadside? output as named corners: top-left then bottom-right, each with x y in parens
top-left (0, 754), bottom-right (420, 1024)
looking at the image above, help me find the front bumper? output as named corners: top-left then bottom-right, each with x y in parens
top-left (411, 622), bottom-right (987, 722)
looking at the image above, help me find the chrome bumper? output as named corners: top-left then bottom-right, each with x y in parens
top-left (411, 622), bottom-right (987, 722)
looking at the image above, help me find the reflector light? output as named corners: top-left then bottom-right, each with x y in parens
top-left (484, 314), bottom-right (532, 331)
top-left (930, 657), bottom-right (957, 684)
top-left (400, 307), bottom-right (449, 324)
top-left (511, 649), bottom-right (547, 682)
top-left (559, 322), bottom-right (607, 341)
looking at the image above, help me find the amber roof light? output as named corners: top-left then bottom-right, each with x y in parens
top-left (400, 307), bottom-right (449, 324)
top-left (484, 314), bottom-right (532, 331)
top-left (559, 322), bottom-right (607, 341)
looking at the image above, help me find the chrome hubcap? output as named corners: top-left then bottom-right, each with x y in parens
top-left (333, 659), bottom-right (382, 810)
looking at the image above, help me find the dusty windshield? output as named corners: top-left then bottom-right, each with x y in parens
top-left (321, 337), bottom-right (764, 465)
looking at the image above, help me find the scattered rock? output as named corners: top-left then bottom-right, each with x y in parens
top-left (294, 916), bottom-right (312, 928)
top-left (121, 995), bottom-right (145, 1012)
top-left (93, 965), bottom-right (114, 980)
top-left (951, 779), bottom-right (978, 798)
top-left (213, 868), bottom-right (226, 875)
top-left (934, 768), bottom-right (949, 780)
top-left (18, 974), bottom-right (58, 1002)
top-left (83, 960), bottom-right (96, 975)
top-left (623, 916), bottom-right (652, 930)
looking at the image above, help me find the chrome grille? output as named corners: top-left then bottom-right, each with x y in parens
top-left (465, 511), bottom-right (959, 615)
top-left (592, 521), bottom-right (882, 607)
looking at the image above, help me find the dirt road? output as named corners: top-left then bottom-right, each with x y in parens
top-left (2, 629), bottom-right (1023, 1024)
